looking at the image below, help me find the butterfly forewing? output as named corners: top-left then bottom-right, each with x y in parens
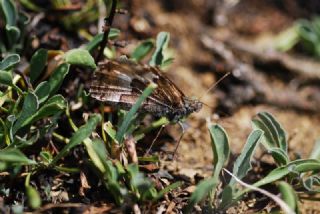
top-left (89, 59), bottom-right (202, 120)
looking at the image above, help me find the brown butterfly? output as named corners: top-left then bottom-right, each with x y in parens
top-left (89, 58), bottom-right (202, 121)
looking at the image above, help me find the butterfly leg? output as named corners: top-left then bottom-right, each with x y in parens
top-left (144, 125), bottom-right (165, 156)
top-left (172, 121), bottom-right (186, 159)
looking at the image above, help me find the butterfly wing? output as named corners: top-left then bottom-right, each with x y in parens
top-left (89, 59), bottom-right (187, 115)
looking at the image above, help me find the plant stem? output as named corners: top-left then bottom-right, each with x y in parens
top-left (95, 0), bottom-right (117, 63)
top-left (52, 132), bottom-right (70, 144)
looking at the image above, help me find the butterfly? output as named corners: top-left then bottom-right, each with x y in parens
top-left (89, 58), bottom-right (202, 121)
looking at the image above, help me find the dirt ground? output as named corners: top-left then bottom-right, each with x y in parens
top-left (130, 0), bottom-right (320, 212)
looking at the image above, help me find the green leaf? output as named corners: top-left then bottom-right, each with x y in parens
top-left (26, 186), bottom-right (41, 209)
top-left (252, 118), bottom-right (274, 149)
top-left (209, 124), bottom-right (230, 178)
top-left (0, 149), bottom-right (36, 165)
top-left (254, 159), bottom-right (320, 188)
top-left (131, 39), bottom-right (154, 62)
top-left (116, 83), bottom-right (157, 144)
top-left (30, 49), bottom-right (48, 83)
top-left (64, 49), bottom-right (96, 69)
top-left (219, 185), bottom-right (234, 209)
top-left (8, 131), bottom-right (39, 149)
top-left (278, 182), bottom-right (299, 213)
top-left (34, 81), bottom-right (51, 104)
top-left (0, 0), bottom-right (17, 25)
top-left (89, 138), bottom-right (108, 174)
top-left (85, 28), bottom-right (120, 52)
top-left (0, 54), bottom-right (20, 70)
top-left (184, 178), bottom-right (216, 214)
top-left (103, 121), bottom-right (118, 144)
top-left (262, 112), bottom-right (287, 152)
top-left (19, 95), bottom-right (67, 128)
top-left (5, 25), bottom-right (20, 47)
top-left (269, 148), bottom-right (290, 166)
top-left (150, 32), bottom-right (170, 66)
top-left (12, 92), bottom-right (38, 135)
top-left (303, 175), bottom-right (320, 192)
top-left (229, 129), bottom-right (263, 185)
top-left (0, 70), bottom-right (12, 86)
top-left (51, 114), bottom-right (101, 165)
top-left (235, 159), bottom-right (320, 200)
top-left (255, 113), bottom-right (279, 147)
top-left (48, 63), bottom-right (70, 96)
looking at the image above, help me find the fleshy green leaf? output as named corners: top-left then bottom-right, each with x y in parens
top-left (278, 182), bottom-right (299, 213)
top-left (262, 112), bottom-right (287, 152)
top-left (269, 148), bottom-right (290, 166)
top-left (26, 186), bottom-right (41, 209)
top-left (150, 32), bottom-right (170, 66)
top-left (0, 70), bottom-right (12, 86)
top-left (303, 175), bottom-right (320, 192)
top-left (34, 81), bottom-right (51, 104)
top-left (5, 25), bottom-right (20, 47)
top-left (30, 49), bottom-right (48, 83)
top-left (8, 131), bottom-right (39, 149)
top-left (12, 92), bottom-right (38, 135)
top-left (64, 49), bottom-right (96, 69)
top-left (51, 114), bottom-right (101, 165)
top-left (252, 118), bottom-right (274, 149)
top-left (131, 39), bottom-right (154, 62)
top-left (19, 95), bottom-right (67, 128)
top-left (0, 149), bottom-right (36, 165)
top-left (254, 159), bottom-right (320, 189)
top-left (209, 124), bottom-right (230, 178)
top-left (48, 63), bottom-right (70, 96)
top-left (0, 0), bottom-right (17, 26)
top-left (235, 159), bottom-right (320, 200)
top-left (229, 129), bottom-right (263, 185)
top-left (0, 54), bottom-right (20, 70)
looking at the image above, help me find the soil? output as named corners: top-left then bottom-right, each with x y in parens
top-left (2, 0), bottom-right (320, 213)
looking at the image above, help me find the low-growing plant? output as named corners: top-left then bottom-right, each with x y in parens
top-left (186, 112), bottom-right (320, 213)
top-left (276, 16), bottom-right (320, 57)
top-left (0, 0), bottom-right (181, 211)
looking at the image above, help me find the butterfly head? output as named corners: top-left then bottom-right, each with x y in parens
top-left (168, 97), bottom-right (203, 122)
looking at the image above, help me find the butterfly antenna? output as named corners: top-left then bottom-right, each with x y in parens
top-left (96, 0), bottom-right (117, 63)
top-left (144, 125), bottom-right (165, 156)
top-left (199, 72), bottom-right (231, 101)
top-left (172, 121), bottom-right (186, 159)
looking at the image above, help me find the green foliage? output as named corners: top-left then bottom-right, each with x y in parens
top-left (85, 29), bottom-right (120, 52)
top-left (278, 182), bottom-right (299, 213)
top-left (29, 49), bottom-right (48, 84)
top-left (0, 0), bottom-right (29, 52)
top-left (187, 112), bottom-right (320, 213)
top-left (131, 39), bottom-right (155, 62)
top-left (115, 83), bottom-right (157, 144)
top-left (276, 16), bottom-right (320, 57)
top-left (149, 32), bottom-right (174, 67)
top-left (252, 112), bottom-right (289, 166)
top-left (64, 49), bottom-right (97, 69)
